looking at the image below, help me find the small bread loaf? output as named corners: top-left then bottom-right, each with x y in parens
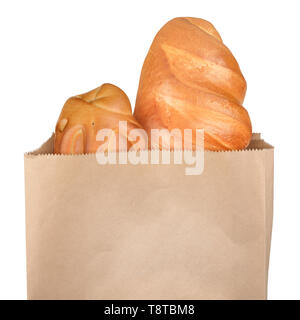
top-left (54, 83), bottom-right (143, 154)
top-left (134, 17), bottom-right (252, 150)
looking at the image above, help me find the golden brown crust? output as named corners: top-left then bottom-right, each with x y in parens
top-left (134, 17), bottom-right (252, 150)
top-left (54, 83), bottom-right (143, 154)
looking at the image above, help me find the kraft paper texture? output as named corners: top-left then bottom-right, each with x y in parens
top-left (24, 133), bottom-right (274, 300)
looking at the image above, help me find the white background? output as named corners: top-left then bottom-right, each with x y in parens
top-left (0, 0), bottom-right (299, 300)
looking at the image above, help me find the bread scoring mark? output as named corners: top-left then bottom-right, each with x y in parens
top-left (58, 118), bottom-right (68, 132)
top-left (161, 43), bottom-right (246, 104)
top-left (73, 96), bottom-right (134, 117)
top-left (184, 17), bottom-right (223, 42)
top-left (203, 131), bottom-right (232, 150)
top-left (71, 127), bottom-right (84, 154)
top-left (93, 85), bottom-right (104, 100)
top-left (158, 93), bottom-right (251, 142)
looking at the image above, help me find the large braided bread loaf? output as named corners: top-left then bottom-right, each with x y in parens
top-left (134, 17), bottom-right (252, 150)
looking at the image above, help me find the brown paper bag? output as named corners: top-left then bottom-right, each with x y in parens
top-left (24, 133), bottom-right (274, 300)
